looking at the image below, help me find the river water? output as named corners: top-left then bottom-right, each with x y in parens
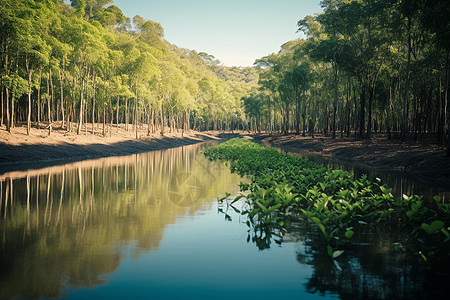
top-left (0, 141), bottom-right (448, 299)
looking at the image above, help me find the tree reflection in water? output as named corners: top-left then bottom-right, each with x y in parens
top-left (1, 140), bottom-right (449, 299)
top-left (0, 141), bottom-right (242, 299)
top-left (273, 221), bottom-right (449, 299)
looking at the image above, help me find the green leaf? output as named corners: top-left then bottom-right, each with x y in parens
top-left (319, 182), bottom-right (326, 191)
top-left (345, 230), bottom-right (354, 239)
top-left (421, 220), bottom-right (444, 235)
top-left (230, 194), bottom-right (244, 205)
top-left (327, 245), bottom-right (333, 257)
top-left (255, 200), bottom-right (267, 212)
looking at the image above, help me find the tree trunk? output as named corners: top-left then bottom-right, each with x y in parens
top-left (445, 51), bottom-right (450, 156)
top-left (438, 75), bottom-right (445, 144)
top-left (102, 102), bottom-right (105, 137)
top-left (26, 57), bottom-right (33, 135)
top-left (47, 70), bottom-right (52, 134)
top-left (402, 17), bottom-right (412, 140)
top-left (366, 84), bottom-right (374, 140)
top-left (346, 78), bottom-right (351, 137)
top-left (1, 82), bottom-right (3, 127)
top-left (37, 70), bottom-right (41, 130)
top-left (125, 98), bottom-right (128, 131)
top-left (332, 63), bottom-right (338, 139)
top-left (92, 72), bottom-right (96, 135)
top-left (5, 87), bottom-right (10, 133)
top-left (11, 94), bottom-right (14, 132)
top-left (50, 68), bottom-right (54, 125)
top-left (109, 92), bottom-right (113, 137)
top-left (160, 104), bottom-right (164, 135)
top-left (116, 96), bottom-right (119, 133)
top-left (59, 68), bottom-right (65, 129)
top-left (359, 84), bottom-right (366, 139)
top-left (77, 76), bottom-right (84, 135)
top-left (135, 93), bottom-right (138, 139)
top-left (296, 91), bottom-right (301, 135)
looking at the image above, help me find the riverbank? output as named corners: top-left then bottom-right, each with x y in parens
top-left (0, 123), bottom-right (237, 174)
top-left (2, 125), bottom-right (449, 187)
top-left (255, 133), bottom-right (450, 187)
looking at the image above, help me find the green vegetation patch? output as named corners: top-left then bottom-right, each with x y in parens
top-left (205, 138), bottom-right (450, 263)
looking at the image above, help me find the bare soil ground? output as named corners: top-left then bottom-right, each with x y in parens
top-left (255, 133), bottom-right (450, 187)
top-left (0, 122), bottom-right (235, 173)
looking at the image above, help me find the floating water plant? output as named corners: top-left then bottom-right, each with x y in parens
top-left (205, 138), bottom-right (450, 263)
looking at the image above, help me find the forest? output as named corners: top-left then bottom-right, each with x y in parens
top-left (248, 0), bottom-right (449, 155)
top-left (0, 0), bottom-right (449, 155)
top-left (0, 0), bottom-right (258, 138)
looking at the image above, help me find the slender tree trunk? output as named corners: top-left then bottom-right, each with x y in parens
top-left (346, 78), bottom-right (351, 137)
top-left (37, 69), bottom-right (41, 130)
top-left (116, 96), bottom-right (119, 133)
top-left (109, 91), bottom-right (113, 137)
top-left (296, 90), bottom-right (301, 135)
top-left (160, 104), bottom-right (164, 135)
top-left (50, 68), bottom-right (54, 125)
top-left (11, 94), bottom-right (14, 131)
top-left (47, 70), bottom-right (51, 134)
top-left (135, 92), bottom-right (138, 139)
top-left (438, 75), bottom-right (444, 144)
top-left (366, 84), bottom-right (374, 140)
top-left (77, 77), bottom-right (84, 135)
top-left (125, 98), bottom-right (128, 131)
top-left (402, 17), bottom-right (412, 140)
top-left (387, 86), bottom-right (392, 139)
top-left (92, 72), bottom-right (96, 135)
top-left (445, 51), bottom-right (450, 156)
top-left (102, 102), bottom-right (105, 137)
top-left (5, 87), bottom-right (10, 133)
top-left (26, 57), bottom-right (33, 135)
top-left (1, 83), bottom-right (3, 127)
top-left (359, 84), bottom-right (366, 139)
top-left (59, 68), bottom-right (65, 129)
top-left (332, 63), bottom-right (338, 139)
top-left (147, 105), bottom-right (151, 136)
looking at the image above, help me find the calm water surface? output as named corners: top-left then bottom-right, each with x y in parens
top-left (0, 141), bottom-right (448, 299)
top-left (0, 142), bottom-right (335, 299)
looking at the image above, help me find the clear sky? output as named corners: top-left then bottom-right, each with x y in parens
top-left (112, 0), bottom-right (323, 67)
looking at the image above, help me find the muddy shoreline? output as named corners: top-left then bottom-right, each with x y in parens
top-left (0, 124), bottom-right (240, 175)
top-left (1, 125), bottom-right (449, 188)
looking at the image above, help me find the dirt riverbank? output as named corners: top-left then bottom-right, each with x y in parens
top-left (1, 125), bottom-right (449, 187)
top-left (0, 123), bottom-right (237, 174)
top-left (255, 133), bottom-right (450, 187)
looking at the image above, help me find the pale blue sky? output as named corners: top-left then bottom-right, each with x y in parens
top-left (112, 0), bottom-right (323, 66)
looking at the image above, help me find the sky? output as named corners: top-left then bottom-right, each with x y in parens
top-left (112, 0), bottom-right (324, 67)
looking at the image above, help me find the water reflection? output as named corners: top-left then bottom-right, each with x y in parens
top-left (294, 231), bottom-right (450, 299)
top-left (252, 141), bottom-right (450, 299)
top-left (0, 142), bottom-right (243, 299)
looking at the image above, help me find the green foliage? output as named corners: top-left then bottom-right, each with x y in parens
top-left (0, 0), bottom-right (250, 133)
top-left (205, 138), bottom-right (450, 263)
top-left (2, 74), bottom-right (29, 98)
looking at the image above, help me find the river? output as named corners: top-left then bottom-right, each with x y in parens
top-left (0, 140), bottom-right (448, 299)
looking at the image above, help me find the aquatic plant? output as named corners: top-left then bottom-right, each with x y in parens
top-left (205, 138), bottom-right (450, 263)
